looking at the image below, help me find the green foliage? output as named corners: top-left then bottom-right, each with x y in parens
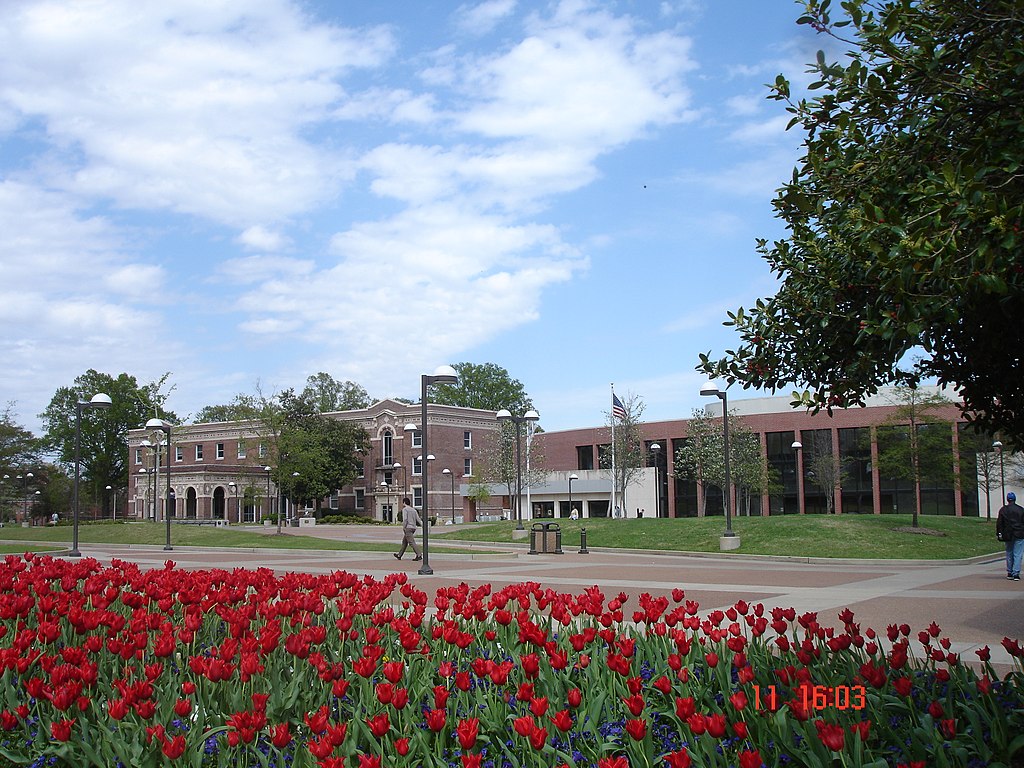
top-left (274, 389), bottom-right (370, 511)
top-left (0, 404), bottom-right (40, 473)
top-left (300, 372), bottom-right (371, 413)
top-left (39, 370), bottom-right (177, 494)
top-left (191, 396), bottom-right (260, 424)
top-left (700, 0), bottom-right (1024, 439)
top-left (431, 362), bottom-right (532, 413)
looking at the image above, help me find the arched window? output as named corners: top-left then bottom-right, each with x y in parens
top-left (382, 429), bottom-right (394, 466)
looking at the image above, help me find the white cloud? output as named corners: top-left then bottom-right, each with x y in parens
top-left (727, 114), bottom-right (792, 145)
top-left (457, 9), bottom-right (696, 147)
top-left (0, 0), bottom-right (395, 225)
top-left (455, 0), bottom-right (518, 36)
top-left (237, 225), bottom-right (290, 252)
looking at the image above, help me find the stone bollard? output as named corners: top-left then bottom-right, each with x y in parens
top-left (578, 527), bottom-right (589, 555)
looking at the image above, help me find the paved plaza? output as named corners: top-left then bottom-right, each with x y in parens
top-left (33, 523), bottom-right (1024, 670)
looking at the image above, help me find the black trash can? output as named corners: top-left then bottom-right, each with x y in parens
top-left (528, 522), bottom-right (562, 555)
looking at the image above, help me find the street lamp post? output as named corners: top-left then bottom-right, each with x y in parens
top-left (442, 468), bottom-right (455, 523)
top-left (496, 409), bottom-right (540, 530)
top-left (416, 366), bottom-right (459, 575)
top-left (146, 419), bottom-right (173, 551)
top-left (649, 444), bottom-right (661, 518)
top-left (20, 472), bottom-right (34, 524)
top-left (700, 381), bottom-right (739, 550)
top-left (792, 441), bottom-right (805, 515)
top-left (393, 462), bottom-right (407, 496)
top-left (568, 472), bottom-right (579, 519)
top-left (380, 481), bottom-right (391, 522)
top-left (994, 441), bottom-right (1006, 505)
top-left (229, 482), bottom-right (239, 524)
top-left (71, 393), bottom-right (112, 557)
top-left (264, 467), bottom-right (272, 524)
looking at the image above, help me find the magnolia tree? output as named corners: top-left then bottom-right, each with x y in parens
top-left (699, 0), bottom-right (1024, 440)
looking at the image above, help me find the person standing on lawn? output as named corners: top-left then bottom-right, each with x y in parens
top-left (394, 497), bottom-right (422, 561)
top-left (996, 491), bottom-right (1024, 581)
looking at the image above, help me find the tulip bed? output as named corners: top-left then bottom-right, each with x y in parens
top-left (1, 555), bottom-right (1022, 768)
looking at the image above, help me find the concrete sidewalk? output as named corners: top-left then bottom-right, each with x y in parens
top-left (34, 522), bottom-right (1023, 671)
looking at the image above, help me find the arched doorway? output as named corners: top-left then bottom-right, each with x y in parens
top-left (213, 487), bottom-right (226, 519)
top-left (186, 488), bottom-right (198, 518)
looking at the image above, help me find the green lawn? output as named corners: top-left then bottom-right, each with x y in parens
top-left (0, 515), bottom-right (1003, 560)
top-left (432, 514), bottom-right (1003, 560)
top-left (0, 521), bottom-right (484, 554)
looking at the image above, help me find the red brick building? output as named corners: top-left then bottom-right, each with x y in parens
top-left (126, 399), bottom-right (499, 524)
top-left (533, 387), bottom-right (996, 519)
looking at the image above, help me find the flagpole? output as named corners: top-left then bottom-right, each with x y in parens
top-left (611, 383), bottom-right (617, 518)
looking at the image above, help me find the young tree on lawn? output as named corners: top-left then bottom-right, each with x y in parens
top-left (700, 0), bottom-right (1024, 440)
top-left (874, 388), bottom-right (957, 528)
top-left (803, 430), bottom-right (847, 515)
top-left (675, 409), bottom-right (719, 517)
top-left (730, 428), bottom-right (776, 517)
top-left (676, 408), bottom-right (770, 517)
top-left (476, 420), bottom-right (544, 520)
top-left (599, 392), bottom-right (645, 517)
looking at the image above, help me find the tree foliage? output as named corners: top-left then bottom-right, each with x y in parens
top-left (300, 373), bottom-right (371, 413)
top-left (431, 363), bottom-right (532, 413)
top-left (39, 370), bottom-right (177, 496)
top-left (251, 389), bottom-right (369, 514)
top-left (0, 404), bottom-right (40, 474)
top-left (191, 397), bottom-right (259, 424)
top-left (700, 0), bottom-right (1024, 439)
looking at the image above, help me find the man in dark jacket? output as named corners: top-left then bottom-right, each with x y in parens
top-left (996, 491), bottom-right (1024, 581)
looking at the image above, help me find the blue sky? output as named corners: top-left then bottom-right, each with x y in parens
top-left (1, 0), bottom-right (830, 433)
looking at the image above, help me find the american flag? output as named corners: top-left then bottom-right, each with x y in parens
top-left (612, 393), bottom-right (626, 421)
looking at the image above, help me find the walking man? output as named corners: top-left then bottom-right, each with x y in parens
top-left (996, 491), bottom-right (1024, 581)
top-left (394, 497), bottom-right (422, 561)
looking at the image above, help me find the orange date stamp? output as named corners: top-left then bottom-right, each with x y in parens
top-left (753, 684), bottom-right (867, 711)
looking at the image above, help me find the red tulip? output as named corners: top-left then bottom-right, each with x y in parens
top-left (513, 715), bottom-right (534, 738)
top-left (395, 737), bottom-right (410, 756)
top-left (425, 708), bottom-right (446, 732)
top-left (815, 720), bottom-right (845, 752)
top-left (49, 718), bottom-right (74, 742)
top-left (270, 723), bottom-right (292, 749)
top-left (461, 753), bottom-right (483, 768)
top-left (456, 718), bottom-right (479, 750)
top-left (625, 718), bottom-right (647, 740)
top-left (706, 713), bottom-right (726, 738)
top-left (567, 688), bottom-right (582, 708)
top-left (665, 749), bottom-right (692, 767)
top-left (367, 712), bottom-right (390, 738)
top-left (550, 709), bottom-right (573, 732)
top-left (162, 734), bottom-right (186, 759)
top-left (738, 749), bottom-right (763, 768)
